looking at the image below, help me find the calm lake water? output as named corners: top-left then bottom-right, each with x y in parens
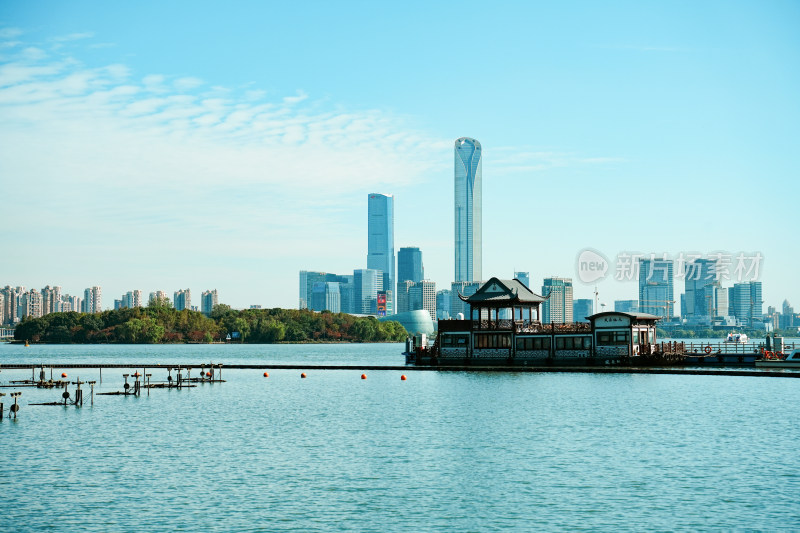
top-left (2, 343), bottom-right (799, 531)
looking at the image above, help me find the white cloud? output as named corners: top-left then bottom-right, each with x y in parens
top-left (0, 27), bottom-right (23, 39)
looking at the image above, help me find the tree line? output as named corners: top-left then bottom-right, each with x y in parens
top-left (13, 303), bottom-right (408, 344)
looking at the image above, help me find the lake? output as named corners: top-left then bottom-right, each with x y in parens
top-left (1, 343), bottom-right (799, 531)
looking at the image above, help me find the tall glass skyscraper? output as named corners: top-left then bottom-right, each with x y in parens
top-left (454, 137), bottom-right (482, 282)
top-left (638, 258), bottom-right (674, 318)
top-left (398, 247), bottom-right (423, 284)
top-left (367, 193), bottom-right (394, 312)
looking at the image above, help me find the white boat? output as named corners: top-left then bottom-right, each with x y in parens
top-left (755, 349), bottom-right (800, 368)
top-left (725, 332), bottom-right (748, 344)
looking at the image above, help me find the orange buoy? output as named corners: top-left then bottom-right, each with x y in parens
top-left (133, 372), bottom-right (141, 377)
top-left (301, 372), bottom-right (307, 378)
top-left (263, 372), bottom-right (269, 378)
top-left (61, 372), bottom-right (67, 378)
top-left (401, 374), bottom-right (407, 381)
top-left (206, 372), bottom-right (212, 377)
top-left (361, 374), bottom-right (367, 380)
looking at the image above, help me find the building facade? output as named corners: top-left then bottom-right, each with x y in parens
top-left (311, 282), bottom-right (341, 313)
top-left (367, 193), bottom-right (395, 312)
top-left (83, 286), bottom-right (102, 313)
top-left (638, 258), bottom-right (674, 318)
top-left (454, 137), bottom-right (482, 282)
top-left (541, 277), bottom-right (573, 324)
top-left (573, 298), bottom-right (594, 322)
top-left (684, 258), bottom-right (719, 318)
top-left (201, 289), bottom-right (218, 316)
top-left (514, 271), bottom-right (530, 289)
top-left (353, 268), bottom-right (381, 315)
top-left (174, 289), bottom-right (191, 311)
top-left (614, 300), bottom-right (639, 313)
top-left (398, 247), bottom-right (423, 285)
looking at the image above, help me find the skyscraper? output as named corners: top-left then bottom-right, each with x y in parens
top-left (367, 193), bottom-right (394, 313)
top-left (83, 286), bottom-right (102, 313)
top-left (638, 258), bottom-right (674, 318)
top-left (541, 277), bottom-right (573, 324)
top-left (454, 137), bottom-right (482, 282)
top-left (514, 272), bottom-right (530, 289)
top-left (353, 268), bottom-right (381, 315)
top-left (684, 258), bottom-right (718, 318)
top-left (573, 299), bottom-right (593, 321)
top-left (398, 247), bottom-right (424, 285)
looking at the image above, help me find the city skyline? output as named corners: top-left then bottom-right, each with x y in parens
top-left (1, 2), bottom-right (798, 310)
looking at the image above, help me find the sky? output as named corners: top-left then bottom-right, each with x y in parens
top-left (1, 0), bottom-right (799, 312)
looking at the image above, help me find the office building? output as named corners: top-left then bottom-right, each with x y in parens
top-left (174, 289), bottom-right (191, 311)
top-left (450, 280), bottom-right (482, 320)
top-left (638, 258), bottom-right (674, 318)
top-left (398, 247), bottom-right (424, 285)
top-left (454, 137), bottom-right (482, 282)
top-left (541, 277), bottom-right (573, 324)
top-left (396, 280), bottom-right (416, 314)
top-left (514, 271), bottom-right (530, 289)
top-left (684, 259), bottom-right (718, 318)
top-left (436, 289), bottom-right (451, 320)
top-left (367, 193), bottom-right (395, 312)
top-left (730, 282), bottom-right (763, 326)
top-left (353, 268), bottom-right (382, 315)
top-left (614, 300), bottom-right (638, 313)
top-left (715, 287), bottom-right (729, 317)
top-left (201, 289), bottom-right (218, 316)
top-left (409, 280), bottom-right (436, 320)
top-left (573, 298), bottom-right (593, 322)
top-left (311, 282), bottom-right (341, 313)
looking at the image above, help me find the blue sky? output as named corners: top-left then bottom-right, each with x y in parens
top-left (1, 1), bottom-right (798, 312)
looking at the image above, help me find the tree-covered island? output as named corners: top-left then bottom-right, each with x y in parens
top-left (12, 303), bottom-right (407, 344)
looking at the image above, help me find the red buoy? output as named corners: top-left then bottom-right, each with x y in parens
top-left (61, 372), bottom-right (67, 378)
top-left (263, 372), bottom-right (269, 377)
top-left (361, 374), bottom-right (367, 380)
top-left (401, 375), bottom-right (407, 381)
top-left (301, 373), bottom-right (307, 379)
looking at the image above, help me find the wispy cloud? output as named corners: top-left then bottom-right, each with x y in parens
top-left (490, 148), bottom-right (626, 173)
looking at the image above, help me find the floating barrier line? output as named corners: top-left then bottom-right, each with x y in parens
top-left (0, 363), bottom-right (799, 378)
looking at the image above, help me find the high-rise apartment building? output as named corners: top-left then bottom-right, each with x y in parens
top-left (573, 298), bottom-right (593, 322)
top-left (638, 258), bottom-right (674, 318)
top-left (201, 289), bottom-right (219, 316)
top-left (21, 289), bottom-right (43, 319)
top-left (174, 289), bottom-right (191, 311)
top-left (41, 285), bottom-right (62, 315)
top-left (454, 137), bottom-right (482, 282)
top-left (149, 291), bottom-right (169, 306)
top-left (367, 193), bottom-right (395, 313)
top-left (541, 277), bottom-right (573, 324)
top-left (398, 247), bottom-right (423, 285)
top-left (83, 286), bottom-right (102, 313)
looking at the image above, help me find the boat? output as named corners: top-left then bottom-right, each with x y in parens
top-left (755, 349), bottom-right (800, 368)
top-left (725, 332), bottom-right (748, 344)
top-left (404, 277), bottom-right (685, 366)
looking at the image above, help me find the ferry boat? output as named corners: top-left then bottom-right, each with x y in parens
top-left (405, 277), bottom-right (685, 366)
top-left (755, 349), bottom-right (800, 369)
top-left (725, 332), bottom-right (749, 344)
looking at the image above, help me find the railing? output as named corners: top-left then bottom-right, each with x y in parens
top-left (681, 342), bottom-right (798, 355)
